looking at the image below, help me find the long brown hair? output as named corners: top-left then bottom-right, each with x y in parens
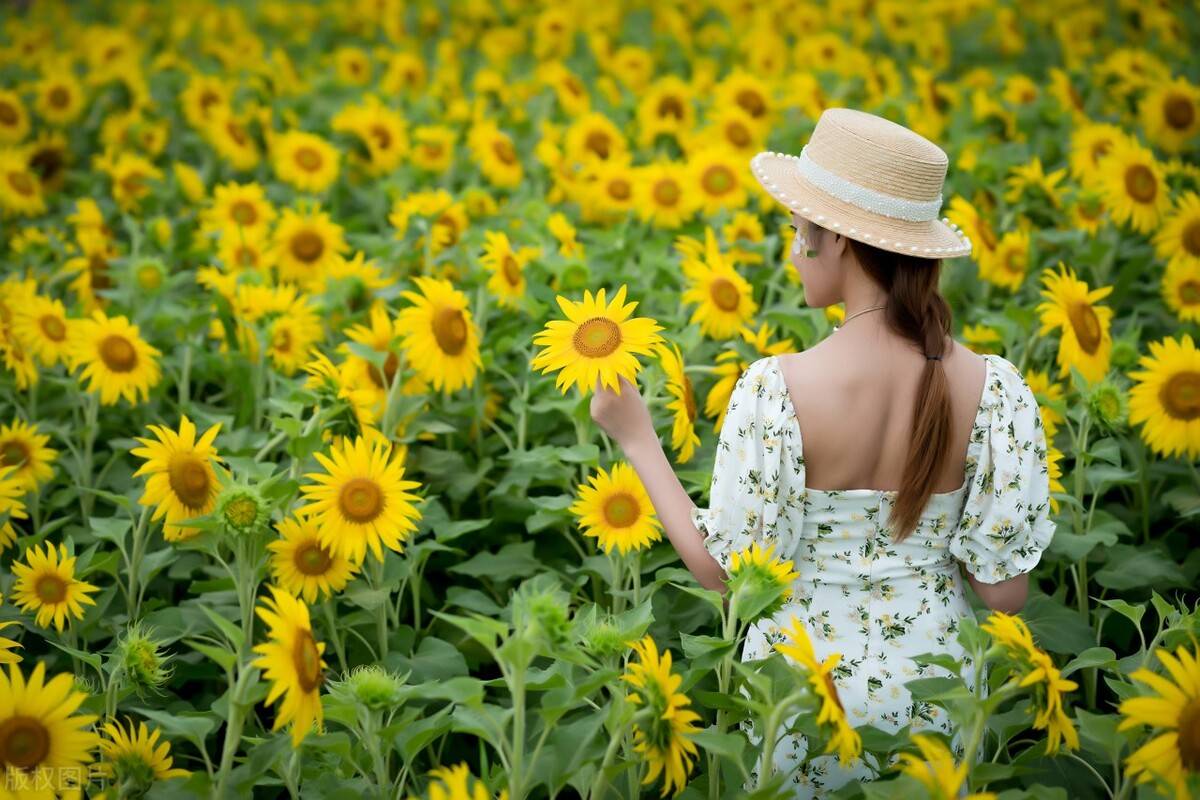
top-left (810, 224), bottom-right (954, 542)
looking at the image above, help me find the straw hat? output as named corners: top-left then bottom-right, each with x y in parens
top-left (750, 108), bottom-right (972, 259)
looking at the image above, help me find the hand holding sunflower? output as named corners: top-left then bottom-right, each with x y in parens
top-left (590, 373), bottom-right (654, 447)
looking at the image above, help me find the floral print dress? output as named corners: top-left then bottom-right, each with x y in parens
top-left (690, 353), bottom-right (1056, 797)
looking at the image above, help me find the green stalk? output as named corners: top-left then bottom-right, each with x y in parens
top-left (509, 668), bottom-right (526, 800)
top-left (371, 557), bottom-right (389, 659)
top-left (127, 505), bottom-right (151, 621)
top-left (321, 599), bottom-right (348, 675)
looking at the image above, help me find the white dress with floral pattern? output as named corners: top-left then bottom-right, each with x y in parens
top-left (690, 353), bottom-right (1056, 797)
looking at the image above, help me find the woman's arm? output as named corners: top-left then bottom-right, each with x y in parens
top-left (589, 374), bottom-right (729, 594)
top-left (963, 570), bottom-right (1029, 613)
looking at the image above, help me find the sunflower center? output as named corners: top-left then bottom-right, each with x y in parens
top-left (99, 334), bottom-right (138, 372)
top-left (368, 125), bottom-right (392, 150)
top-left (367, 351), bottom-right (400, 389)
top-left (272, 326), bottom-right (292, 353)
top-left (492, 139), bottom-right (516, 165)
top-left (421, 142), bottom-right (443, 159)
top-left (35, 574), bottom-right (67, 604)
top-left (607, 178), bottom-right (631, 201)
top-left (726, 121), bottom-right (750, 148)
top-left (1004, 249), bottom-right (1024, 275)
top-left (1182, 221), bottom-right (1200, 258)
top-left (710, 278), bottom-right (741, 311)
top-left (29, 147), bottom-right (63, 181)
top-left (433, 308), bottom-right (468, 355)
top-left (502, 255), bottom-right (521, 286)
top-left (168, 454), bottom-right (211, 509)
top-left (291, 629), bottom-right (323, 693)
top-left (226, 120), bottom-right (247, 146)
top-left (603, 492), bottom-right (639, 528)
top-left (1123, 164), bottom-right (1157, 203)
top-left (585, 131), bottom-right (611, 159)
top-left (1067, 302), bottom-right (1102, 354)
top-left (294, 147), bottom-right (323, 172)
top-left (1, 441), bottom-right (28, 468)
top-left (1077, 195), bottom-right (1103, 221)
top-left (682, 375), bottom-right (696, 421)
top-left (47, 86), bottom-right (69, 109)
top-left (0, 716), bottom-right (50, 771)
top-left (701, 165), bottom-right (734, 196)
top-left (235, 246), bottom-right (257, 268)
top-left (572, 317), bottom-right (621, 358)
top-left (38, 314), bottom-right (65, 342)
top-left (7, 171), bottom-right (34, 197)
top-left (1164, 95), bottom-right (1195, 131)
top-left (658, 96), bottom-right (684, 120)
top-left (1180, 280), bottom-right (1200, 305)
top-left (652, 179), bottom-right (680, 207)
top-left (339, 477), bottom-right (384, 523)
top-left (1160, 371), bottom-right (1200, 421)
top-left (291, 230), bottom-right (324, 263)
top-left (1090, 139), bottom-right (1111, 166)
top-left (0, 103), bottom-right (17, 125)
top-left (90, 253), bottom-right (113, 290)
top-left (230, 201), bottom-right (257, 227)
top-left (294, 541), bottom-right (333, 576)
top-left (736, 89), bottom-right (765, 117)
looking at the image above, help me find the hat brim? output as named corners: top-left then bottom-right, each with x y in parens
top-left (749, 151), bottom-right (972, 259)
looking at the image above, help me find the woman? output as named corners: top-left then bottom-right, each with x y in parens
top-left (590, 108), bottom-right (1056, 795)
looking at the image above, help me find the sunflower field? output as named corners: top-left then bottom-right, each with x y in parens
top-left (0, 0), bottom-right (1199, 798)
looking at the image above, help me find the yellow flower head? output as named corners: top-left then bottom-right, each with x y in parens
top-left (251, 586), bottom-right (326, 747)
top-left (620, 636), bottom-right (702, 797)
top-left (774, 615), bottom-right (862, 764)
top-left (12, 541), bottom-right (99, 632)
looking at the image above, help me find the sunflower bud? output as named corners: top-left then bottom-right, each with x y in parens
top-left (727, 541), bottom-right (800, 624)
top-left (1085, 378), bottom-right (1129, 431)
top-left (117, 624), bottom-right (171, 695)
top-left (341, 665), bottom-right (407, 711)
top-left (216, 485), bottom-right (268, 536)
top-left (132, 258), bottom-right (167, 293)
top-left (1110, 337), bottom-right (1140, 369)
top-left (582, 620), bottom-right (628, 658)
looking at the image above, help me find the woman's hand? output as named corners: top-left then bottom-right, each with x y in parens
top-left (590, 374), bottom-right (655, 447)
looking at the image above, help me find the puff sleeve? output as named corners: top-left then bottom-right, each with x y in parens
top-left (690, 357), bottom-right (788, 575)
top-left (951, 355), bottom-right (1057, 584)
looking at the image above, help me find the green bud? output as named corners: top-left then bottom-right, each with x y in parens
top-left (343, 665), bottom-right (407, 711)
top-left (1111, 338), bottom-right (1139, 369)
top-left (117, 623), bottom-right (172, 695)
top-left (216, 484), bottom-right (268, 536)
top-left (1086, 378), bottom-right (1128, 431)
top-left (582, 620), bottom-right (627, 658)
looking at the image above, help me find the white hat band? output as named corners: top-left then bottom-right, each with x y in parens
top-left (796, 145), bottom-right (944, 223)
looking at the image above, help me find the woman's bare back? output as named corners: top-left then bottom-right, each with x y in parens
top-left (775, 334), bottom-right (989, 494)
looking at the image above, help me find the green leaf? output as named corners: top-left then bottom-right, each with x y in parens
top-left (89, 516), bottom-right (131, 546)
top-left (184, 639), bottom-right (237, 672)
top-left (1061, 647), bottom-right (1117, 677)
top-left (690, 727), bottom-right (746, 760)
top-left (1021, 594), bottom-right (1096, 655)
top-left (1094, 545), bottom-right (1187, 591)
top-left (198, 604), bottom-right (245, 653)
top-left (130, 706), bottom-right (216, 750)
top-left (1097, 598), bottom-right (1145, 627)
top-left (448, 541), bottom-right (540, 581)
top-left (679, 633), bottom-right (736, 672)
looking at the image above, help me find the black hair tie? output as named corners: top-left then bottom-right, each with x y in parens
top-left (926, 354), bottom-right (942, 361)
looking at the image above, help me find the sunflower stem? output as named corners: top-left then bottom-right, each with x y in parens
top-left (215, 663), bottom-right (256, 798)
top-left (372, 557), bottom-right (389, 659)
top-left (321, 599), bottom-right (348, 675)
top-left (79, 391), bottom-right (99, 522)
top-left (127, 504), bottom-right (151, 621)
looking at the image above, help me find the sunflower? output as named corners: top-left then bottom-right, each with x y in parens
top-left (547, 211), bottom-right (583, 258)
top-left (0, 620), bottom-right (20, 665)
top-left (1024, 369), bottom-right (1066, 440)
top-left (1036, 263), bottom-right (1114, 384)
top-left (1068, 188), bottom-right (1108, 236)
top-left (25, 130), bottom-right (69, 193)
top-left (63, 229), bottom-right (118, 313)
top-left (202, 111), bottom-right (261, 171)
top-left (272, 130), bottom-right (340, 194)
top-left (774, 614), bottom-right (863, 764)
top-left (480, 230), bottom-right (537, 309)
top-left (564, 111), bottom-right (629, 167)
top-left (945, 195), bottom-right (999, 275)
top-left (0, 662), bottom-right (99, 795)
top-left (251, 586), bottom-right (327, 747)
top-left (271, 205), bottom-right (348, 287)
top-left (173, 161), bottom-right (206, 203)
top-left (95, 150), bottom-right (162, 213)
top-left (569, 462), bottom-right (662, 555)
top-left (217, 228), bottom-right (275, 273)
top-left (95, 718), bottom-right (189, 790)
top-left (1004, 157), bottom-right (1067, 209)
top-left (67, 310), bottom-right (162, 406)
top-left (1117, 644), bottom-right (1200, 800)
top-left (0, 90), bottom-right (30, 145)
top-left (297, 435), bottom-right (424, 564)
top-left (728, 541), bottom-right (801, 610)
top-left (268, 516), bottom-right (360, 603)
top-left (677, 228), bottom-right (757, 340)
top-left (705, 351), bottom-right (751, 433)
top-left (467, 120), bottom-right (522, 189)
top-left (267, 304), bottom-right (323, 377)
top-left (333, 45), bottom-right (371, 85)
top-left (1127, 334), bottom-right (1200, 461)
top-left (11, 542), bottom-right (99, 632)
top-left (691, 107), bottom-right (764, 159)
top-left (981, 612), bottom-right (1079, 755)
top-left (414, 761), bottom-right (508, 800)
top-left (531, 284), bottom-right (664, 396)
top-left (1139, 76), bottom-right (1200, 155)
top-left (0, 466), bottom-right (29, 551)
top-left (712, 69), bottom-right (773, 133)
top-left (1046, 445), bottom-right (1066, 514)
top-left (0, 149), bottom-right (45, 218)
top-left (635, 76), bottom-right (695, 148)
top-left (982, 228), bottom-right (1031, 292)
top-left (621, 635), bottom-right (702, 798)
top-left (656, 342), bottom-right (701, 464)
top-left (131, 415), bottom-right (224, 542)
top-left (688, 147), bottom-right (746, 216)
top-left (1096, 137), bottom-right (1171, 235)
top-left (409, 125), bottom-right (455, 172)
top-left (395, 276), bottom-right (483, 394)
top-left (10, 294), bottom-right (71, 367)
top-left (635, 161), bottom-right (696, 230)
top-left (1154, 191), bottom-right (1200, 272)
top-left (1068, 121), bottom-right (1131, 188)
top-left (0, 419), bottom-right (56, 493)
top-left (33, 65), bottom-right (85, 126)
top-left (896, 733), bottom-right (996, 800)
top-left (180, 73), bottom-right (232, 130)
top-left (331, 95), bottom-right (408, 177)
top-left (1162, 261), bottom-right (1200, 324)
top-left (201, 181), bottom-right (276, 238)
